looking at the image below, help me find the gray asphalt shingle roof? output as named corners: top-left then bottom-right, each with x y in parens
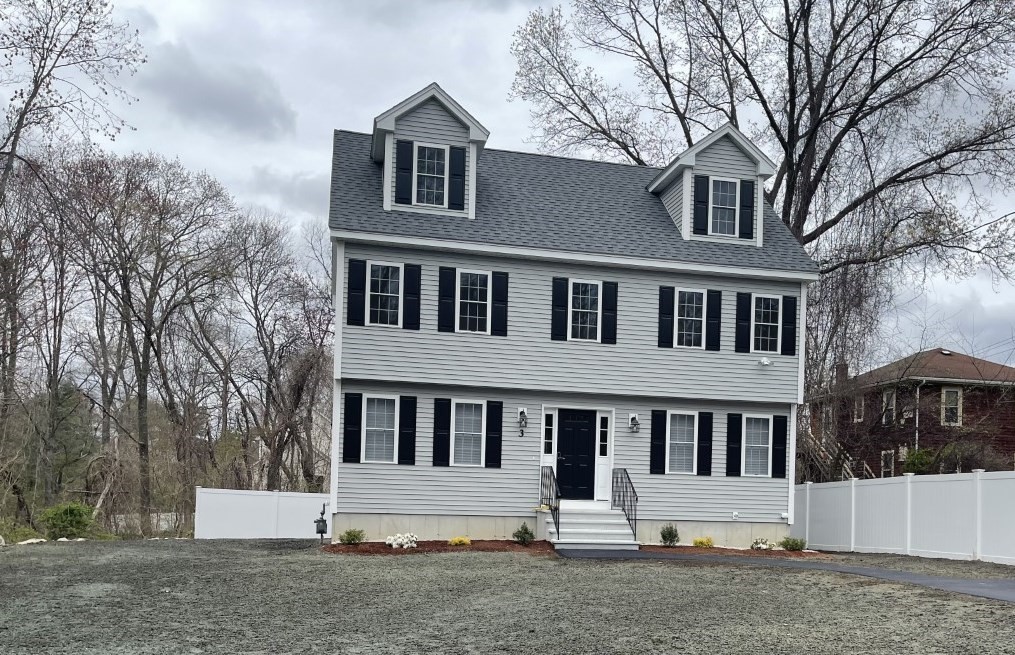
top-left (329, 130), bottom-right (817, 274)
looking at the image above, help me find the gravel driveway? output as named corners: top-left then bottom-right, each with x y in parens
top-left (2, 540), bottom-right (1015, 654)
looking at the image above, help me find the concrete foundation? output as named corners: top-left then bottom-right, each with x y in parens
top-left (636, 519), bottom-right (788, 548)
top-left (332, 513), bottom-right (538, 543)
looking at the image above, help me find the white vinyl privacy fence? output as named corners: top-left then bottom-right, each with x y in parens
top-left (194, 487), bottom-right (330, 539)
top-left (791, 471), bottom-right (1015, 565)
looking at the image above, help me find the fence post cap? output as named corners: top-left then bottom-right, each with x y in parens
top-left (972, 468), bottom-right (985, 473)
top-left (804, 480), bottom-right (814, 485)
top-left (903, 472), bottom-right (916, 476)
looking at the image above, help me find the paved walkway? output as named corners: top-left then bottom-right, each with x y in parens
top-left (556, 549), bottom-right (1015, 603)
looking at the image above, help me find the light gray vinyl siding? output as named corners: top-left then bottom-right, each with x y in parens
top-left (336, 381), bottom-right (791, 523)
top-left (392, 99), bottom-right (469, 216)
top-left (693, 135), bottom-right (759, 242)
top-left (342, 244), bottom-right (802, 404)
top-left (660, 174), bottom-right (683, 229)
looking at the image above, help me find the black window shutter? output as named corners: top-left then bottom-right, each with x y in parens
top-left (448, 146), bottom-right (466, 210)
top-left (650, 410), bottom-right (666, 474)
top-left (658, 286), bottom-right (675, 348)
top-left (342, 393), bottom-right (362, 463)
top-left (781, 296), bottom-right (798, 356)
top-left (395, 140), bottom-right (414, 205)
top-left (491, 272), bottom-right (509, 336)
top-left (551, 277), bottom-right (568, 341)
top-left (705, 290), bottom-right (722, 351)
top-left (347, 259), bottom-right (366, 326)
top-left (772, 415), bottom-right (788, 478)
top-left (485, 401), bottom-right (503, 469)
top-left (693, 175), bottom-right (709, 235)
top-left (697, 411), bottom-right (713, 476)
top-left (398, 396), bottom-right (416, 465)
top-left (403, 264), bottom-right (421, 330)
top-left (602, 281), bottom-right (618, 344)
top-left (433, 398), bottom-right (451, 466)
top-left (438, 267), bottom-right (456, 333)
top-left (739, 179), bottom-right (755, 240)
top-left (726, 413), bottom-right (743, 477)
top-left (735, 292), bottom-right (752, 353)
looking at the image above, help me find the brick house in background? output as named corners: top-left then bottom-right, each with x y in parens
top-left (807, 348), bottom-right (1015, 480)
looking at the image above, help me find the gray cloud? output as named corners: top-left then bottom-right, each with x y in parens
top-left (247, 166), bottom-right (330, 218)
top-left (137, 42), bottom-right (296, 140)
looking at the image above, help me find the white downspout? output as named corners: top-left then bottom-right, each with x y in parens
top-left (914, 380), bottom-right (925, 451)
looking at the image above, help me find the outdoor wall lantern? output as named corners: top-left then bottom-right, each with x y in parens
top-left (758, 357), bottom-right (772, 367)
top-left (628, 414), bottom-right (641, 432)
top-left (517, 408), bottom-right (527, 437)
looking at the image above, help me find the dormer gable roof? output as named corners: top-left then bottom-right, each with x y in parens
top-left (647, 123), bottom-right (777, 194)
top-left (371, 82), bottom-right (490, 162)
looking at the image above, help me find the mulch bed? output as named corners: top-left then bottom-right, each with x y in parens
top-left (322, 539), bottom-right (556, 556)
top-left (640, 545), bottom-right (828, 558)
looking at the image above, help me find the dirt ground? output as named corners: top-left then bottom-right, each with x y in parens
top-left (2, 540), bottom-right (1014, 654)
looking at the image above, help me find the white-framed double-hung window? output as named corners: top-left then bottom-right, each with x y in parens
top-left (742, 415), bottom-right (772, 477)
top-left (457, 270), bottom-right (490, 333)
top-left (367, 261), bottom-right (403, 327)
top-left (413, 143), bottom-right (449, 207)
top-left (569, 280), bottom-right (601, 341)
top-left (675, 289), bottom-right (706, 348)
top-left (751, 294), bottom-right (781, 353)
top-left (362, 395), bottom-right (398, 463)
top-left (666, 411), bottom-right (698, 474)
top-left (941, 387), bottom-right (962, 426)
top-left (451, 400), bottom-right (485, 466)
top-left (709, 178), bottom-right (739, 236)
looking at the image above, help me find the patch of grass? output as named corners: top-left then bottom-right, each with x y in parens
top-left (692, 536), bottom-right (714, 548)
top-left (0, 519), bottom-right (44, 543)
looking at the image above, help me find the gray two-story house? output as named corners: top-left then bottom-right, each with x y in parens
top-left (328, 83), bottom-right (817, 549)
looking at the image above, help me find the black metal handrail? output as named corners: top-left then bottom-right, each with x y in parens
top-left (611, 468), bottom-right (638, 539)
top-left (539, 466), bottom-right (560, 538)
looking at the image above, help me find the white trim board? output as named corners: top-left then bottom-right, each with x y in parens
top-left (330, 230), bottom-right (819, 282)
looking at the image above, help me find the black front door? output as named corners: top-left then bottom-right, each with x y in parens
top-left (556, 409), bottom-right (597, 499)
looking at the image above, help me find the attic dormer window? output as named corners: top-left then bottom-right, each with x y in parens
top-left (414, 144), bottom-right (448, 207)
top-left (709, 178), bottom-right (738, 236)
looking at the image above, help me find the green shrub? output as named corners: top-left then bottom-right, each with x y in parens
top-left (780, 536), bottom-right (806, 551)
top-left (660, 523), bottom-right (679, 547)
top-left (40, 502), bottom-right (93, 539)
top-left (513, 522), bottom-right (535, 546)
top-left (692, 536), bottom-right (714, 548)
top-left (448, 536), bottom-right (471, 546)
top-left (338, 528), bottom-right (366, 545)
top-left (0, 519), bottom-right (44, 543)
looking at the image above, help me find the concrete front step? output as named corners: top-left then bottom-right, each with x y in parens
top-left (550, 538), bottom-right (640, 551)
top-left (547, 504), bottom-right (638, 550)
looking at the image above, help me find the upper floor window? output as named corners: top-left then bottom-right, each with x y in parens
top-left (853, 396), bottom-right (864, 423)
top-left (457, 270), bottom-right (490, 333)
top-left (882, 389), bottom-right (896, 425)
top-left (941, 387), bottom-right (962, 426)
top-left (414, 144), bottom-right (448, 207)
top-left (569, 280), bottom-right (601, 341)
top-left (752, 295), bottom-right (780, 352)
top-left (452, 400), bottom-right (485, 466)
top-left (743, 415), bottom-right (772, 476)
top-left (676, 289), bottom-right (705, 348)
top-left (363, 396), bottom-right (397, 463)
top-left (709, 178), bottom-right (738, 236)
top-left (368, 262), bottom-right (402, 327)
top-left (667, 412), bottom-right (697, 474)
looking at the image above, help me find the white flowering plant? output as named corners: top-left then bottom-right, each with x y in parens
top-left (750, 537), bottom-right (775, 551)
top-left (384, 533), bottom-right (419, 549)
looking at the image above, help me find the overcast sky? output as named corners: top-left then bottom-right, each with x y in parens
top-left (100, 0), bottom-right (1015, 369)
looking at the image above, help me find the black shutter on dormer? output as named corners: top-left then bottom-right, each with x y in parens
top-left (395, 140), bottom-right (414, 205)
top-left (398, 396), bottom-right (416, 465)
top-left (650, 410), bottom-right (666, 474)
top-left (705, 290), bottom-right (722, 351)
top-left (693, 175), bottom-right (709, 235)
top-left (448, 147), bottom-right (466, 211)
top-left (403, 264), bottom-right (421, 330)
top-left (602, 282), bottom-right (618, 344)
top-left (781, 295), bottom-right (798, 356)
top-left (697, 412), bottom-right (713, 476)
top-left (342, 393), bottom-right (362, 463)
top-left (772, 415), bottom-right (788, 478)
top-left (658, 286), bottom-right (675, 348)
top-left (438, 267), bottom-right (456, 332)
top-left (735, 292), bottom-right (752, 353)
top-left (347, 259), bottom-right (366, 326)
top-left (726, 413), bottom-right (743, 477)
top-left (551, 277), bottom-right (568, 341)
top-left (491, 272), bottom-right (509, 336)
top-left (739, 179), bottom-right (755, 240)
top-left (485, 401), bottom-right (503, 469)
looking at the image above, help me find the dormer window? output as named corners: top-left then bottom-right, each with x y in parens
top-left (709, 178), bottom-right (738, 236)
top-left (414, 144), bottom-right (448, 207)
